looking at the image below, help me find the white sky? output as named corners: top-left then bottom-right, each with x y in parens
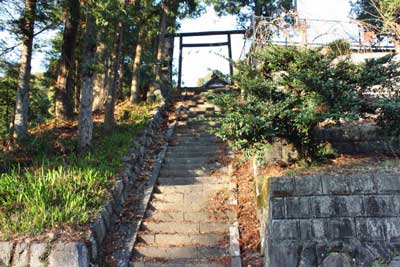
top-left (173, 8), bottom-right (249, 87)
top-left (176, 0), bottom-right (354, 86)
top-left (297, 0), bottom-right (351, 20)
top-left (25, 0), bottom-right (353, 86)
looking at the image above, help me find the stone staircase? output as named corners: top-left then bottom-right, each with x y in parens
top-left (131, 89), bottom-right (234, 267)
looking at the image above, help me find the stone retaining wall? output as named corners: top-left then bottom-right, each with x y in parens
top-left (263, 172), bottom-right (400, 267)
top-left (0, 104), bottom-right (168, 267)
top-left (262, 123), bottom-right (400, 165)
top-left (315, 123), bottom-right (400, 155)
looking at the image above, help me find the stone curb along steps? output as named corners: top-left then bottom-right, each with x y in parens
top-left (0, 102), bottom-right (173, 267)
top-left (111, 106), bottom-right (183, 267)
top-left (130, 88), bottom-right (242, 267)
top-left (229, 181), bottom-right (242, 267)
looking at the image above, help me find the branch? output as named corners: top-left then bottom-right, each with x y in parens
top-left (0, 21), bottom-right (61, 57)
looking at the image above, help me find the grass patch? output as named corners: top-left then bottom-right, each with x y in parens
top-left (0, 101), bottom-right (159, 239)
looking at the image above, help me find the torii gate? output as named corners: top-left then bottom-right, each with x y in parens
top-left (173, 30), bottom-right (246, 88)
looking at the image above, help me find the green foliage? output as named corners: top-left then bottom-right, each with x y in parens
top-left (0, 65), bottom-right (52, 138)
top-left (210, 46), bottom-right (368, 161)
top-left (206, 0), bottom-right (294, 24)
top-left (0, 103), bottom-right (155, 238)
top-left (358, 54), bottom-right (399, 88)
top-left (375, 98), bottom-right (400, 136)
top-left (0, 63), bottom-right (17, 137)
top-left (327, 39), bottom-right (351, 57)
top-left (0, 166), bottom-right (108, 237)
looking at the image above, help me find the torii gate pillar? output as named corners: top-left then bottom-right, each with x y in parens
top-left (174, 30), bottom-right (246, 89)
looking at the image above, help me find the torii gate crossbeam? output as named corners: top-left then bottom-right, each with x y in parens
top-left (174, 30), bottom-right (246, 88)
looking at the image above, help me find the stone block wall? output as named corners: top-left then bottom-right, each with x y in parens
top-left (264, 172), bottom-right (400, 267)
top-left (0, 105), bottom-right (168, 267)
top-left (314, 123), bottom-right (400, 155)
top-left (261, 123), bottom-right (400, 165)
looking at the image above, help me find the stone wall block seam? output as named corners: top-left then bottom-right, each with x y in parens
top-left (286, 197), bottom-right (312, 219)
top-left (294, 175), bottom-right (322, 196)
top-left (321, 174), bottom-right (352, 195)
top-left (349, 173), bottom-right (376, 194)
top-left (48, 242), bottom-right (89, 267)
top-left (269, 176), bottom-right (295, 197)
top-left (270, 219), bottom-right (300, 242)
top-left (29, 243), bottom-right (47, 267)
top-left (0, 242), bottom-right (14, 267)
top-left (13, 242), bottom-right (29, 267)
top-left (375, 173), bottom-right (400, 194)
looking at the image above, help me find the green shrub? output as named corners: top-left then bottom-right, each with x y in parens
top-left (211, 45), bottom-right (365, 162)
top-left (375, 98), bottom-right (400, 136)
top-left (327, 39), bottom-right (351, 57)
top-left (358, 54), bottom-right (399, 89)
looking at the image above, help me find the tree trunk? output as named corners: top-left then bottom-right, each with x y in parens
top-left (152, 3), bottom-right (171, 100)
top-left (163, 15), bottom-right (176, 87)
top-left (92, 38), bottom-right (110, 111)
top-left (254, 0), bottom-right (262, 17)
top-left (104, 24), bottom-right (123, 133)
top-left (74, 57), bottom-right (81, 113)
top-left (117, 45), bottom-right (125, 100)
top-left (55, 0), bottom-right (80, 120)
top-left (13, 0), bottom-right (37, 140)
top-left (143, 34), bottom-right (159, 100)
top-left (78, 5), bottom-right (97, 152)
top-left (130, 30), bottom-right (145, 104)
top-left (155, 13), bottom-right (175, 98)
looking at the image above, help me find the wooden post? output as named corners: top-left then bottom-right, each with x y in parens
top-left (227, 34), bottom-right (234, 80)
top-left (178, 36), bottom-right (183, 89)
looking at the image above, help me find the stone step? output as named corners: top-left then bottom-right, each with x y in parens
top-left (158, 176), bottom-right (229, 185)
top-left (159, 167), bottom-right (229, 178)
top-left (150, 190), bottom-right (223, 206)
top-left (155, 184), bottom-right (226, 194)
top-left (177, 117), bottom-right (218, 122)
top-left (175, 124), bottom-right (221, 131)
top-left (188, 107), bottom-right (218, 112)
top-left (137, 233), bottom-right (227, 246)
top-left (133, 245), bottom-right (229, 260)
top-left (166, 150), bottom-right (220, 158)
top-left (149, 199), bottom-right (209, 212)
top-left (173, 133), bottom-right (216, 138)
top-left (174, 136), bottom-right (220, 143)
top-left (131, 260), bottom-right (228, 267)
top-left (140, 221), bottom-right (229, 234)
top-left (167, 145), bottom-right (223, 151)
top-left (179, 113), bottom-right (217, 119)
top-left (172, 140), bottom-right (221, 147)
top-left (144, 210), bottom-right (233, 222)
top-left (161, 162), bottom-right (225, 171)
top-left (176, 121), bottom-right (219, 127)
top-left (164, 156), bottom-right (219, 165)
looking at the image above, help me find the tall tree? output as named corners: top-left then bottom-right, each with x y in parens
top-left (13, 0), bottom-right (37, 140)
top-left (130, 29), bottom-right (145, 103)
top-left (104, 0), bottom-right (126, 133)
top-left (55, 0), bottom-right (80, 120)
top-left (129, 0), bottom-right (160, 103)
top-left (152, 0), bottom-right (199, 100)
top-left (78, 0), bottom-right (97, 151)
top-left (92, 30), bottom-right (111, 111)
top-left (206, 0), bottom-right (294, 25)
top-left (104, 27), bottom-right (122, 132)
